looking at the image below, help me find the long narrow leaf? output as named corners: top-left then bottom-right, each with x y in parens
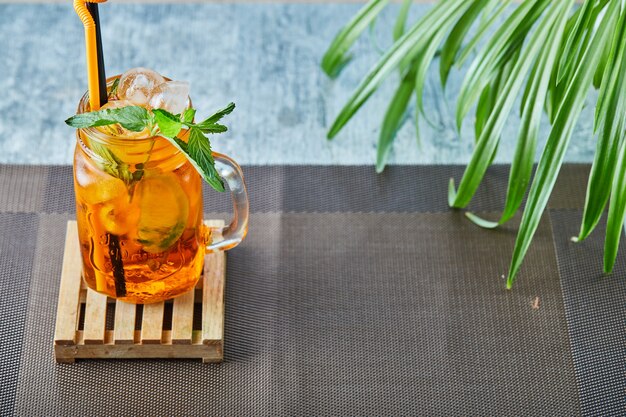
top-left (577, 8), bottom-right (626, 242)
top-left (469, 5), bottom-right (568, 228)
top-left (556, 0), bottom-right (594, 84)
top-left (327, 0), bottom-right (467, 139)
top-left (440, 0), bottom-right (492, 88)
top-left (547, 1), bottom-right (607, 123)
top-left (506, 0), bottom-right (620, 288)
top-left (416, 0), bottom-right (478, 116)
top-left (450, 1), bottom-right (567, 209)
top-left (393, 0), bottom-right (412, 41)
top-left (376, 64), bottom-right (417, 173)
top-left (455, 0), bottom-right (513, 67)
top-left (605, 140), bottom-right (626, 273)
top-left (475, 84), bottom-right (492, 140)
top-left (476, 51), bottom-right (518, 140)
top-left (321, 0), bottom-right (389, 78)
top-left (455, 0), bottom-right (550, 130)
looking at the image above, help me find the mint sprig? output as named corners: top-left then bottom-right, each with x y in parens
top-left (66, 106), bottom-right (151, 132)
top-left (65, 103), bottom-right (235, 192)
top-left (108, 78), bottom-right (120, 99)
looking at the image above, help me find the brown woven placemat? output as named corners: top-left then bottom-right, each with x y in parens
top-left (1, 164), bottom-right (621, 416)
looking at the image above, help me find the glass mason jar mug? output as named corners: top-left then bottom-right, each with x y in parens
top-left (73, 80), bottom-right (248, 303)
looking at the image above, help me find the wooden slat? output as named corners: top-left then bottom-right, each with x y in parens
top-left (54, 222), bottom-right (83, 345)
top-left (141, 302), bottom-right (165, 344)
top-left (80, 290), bottom-right (202, 304)
top-left (171, 290), bottom-right (195, 344)
top-left (55, 219), bottom-right (226, 362)
top-left (113, 300), bottom-right (136, 344)
top-left (83, 290), bottom-right (108, 344)
top-left (202, 252), bottom-right (226, 345)
top-left (55, 332), bottom-right (222, 362)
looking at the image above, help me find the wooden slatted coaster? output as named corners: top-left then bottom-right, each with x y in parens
top-left (54, 220), bottom-right (226, 363)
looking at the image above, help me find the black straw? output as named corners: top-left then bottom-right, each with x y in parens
top-left (86, 2), bottom-right (126, 297)
top-left (86, 2), bottom-right (108, 107)
top-left (108, 234), bottom-right (127, 297)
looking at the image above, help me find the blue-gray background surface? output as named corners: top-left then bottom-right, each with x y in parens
top-left (0, 3), bottom-right (597, 165)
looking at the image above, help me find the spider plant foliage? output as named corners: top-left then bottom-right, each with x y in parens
top-left (322, 0), bottom-right (626, 288)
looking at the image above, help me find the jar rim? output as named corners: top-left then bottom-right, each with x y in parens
top-left (76, 74), bottom-right (190, 147)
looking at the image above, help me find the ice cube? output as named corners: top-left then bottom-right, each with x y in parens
top-left (96, 99), bottom-right (150, 139)
top-left (148, 81), bottom-right (190, 115)
top-left (117, 67), bottom-right (165, 106)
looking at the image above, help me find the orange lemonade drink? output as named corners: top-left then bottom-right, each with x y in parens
top-left (69, 69), bottom-right (248, 304)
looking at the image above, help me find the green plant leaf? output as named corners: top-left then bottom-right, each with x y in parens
top-left (187, 127), bottom-right (225, 192)
top-left (416, 1), bottom-right (480, 115)
top-left (65, 106), bottom-right (151, 132)
top-left (465, 212), bottom-right (499, 229)
top-left (475, 84), bottom-right (492, 139)
top-left (594, 10), bottom-right (622, 133)
top-left (476, 50), bottom-right (518, 140)
top-left (546, 1), bottom-right (608, 124)
top-left (199, 102), bottom-right (236, 125)
top-left (448, 178), bottom-right (457, 207)
top-left (393, 0), bottom-right (412, 41)
top-left (604, 140), bottom-right (626, 273)
top-left (321, 0), bottom-right (389, 78)
top-left (159, 128), bottom-right (225, 193)
top-left (469, 3), bottom-right (568, 228)
top-left (506, 0), bottom-right (619, 288)
top-left (577, 8), bottom-right (626, 242)
top-left (367, 15), bottom-right (385, 55)
top-left (91, 142), bottom-right (135, 185)
top-left (455, 0), bottom-right (550, 130)
top-left (415, 31), bottom-right (450, 116)
top-left (376, 63), bottom-right (416, 173)
top-left (455, 0), bottom-right (512, 67)
top-left (440, 0), bottom-right (493, 88)
top-left (451, 0), bottom-right (567, 209)
top-left (152, 108), bottom-right (183, 138)
top-left (594, 38), bottom-right (612, 90)
top-left (322, 0), bottom-right (626, 288)
top-left (183, 108), bottom-right (196, 124)
top-left (555, 0), bottom-right (594, 84)
top-left (108, 78), bottom-right (120, 98)
top-left (327, 0), bottom-right (467, 140)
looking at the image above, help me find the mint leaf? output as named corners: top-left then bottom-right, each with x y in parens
top-left (183, 108), bottom-right (196, 124)
top-left (187, 127), bottom-right (225, 192)
top-left (91, 142), bottom-right (135, 185)
top-left (196, 123), bottom-right (228, 134)
top-left (152, 108), bottom-right (183, 138)
top-left (200, 102), bottom-right (235, 125)
top-left (157, 128), bottom-right (224, 192)
top-left (108, 78), bottom-right (120, 98)
top-left (65, 101), bottom-right (235, 192)
top-left (161, 128), bottom-right (225, 192)
top-left (65, 106), bottom-right (150, 132)
top-left (174, 137), bottom-right (189, 151)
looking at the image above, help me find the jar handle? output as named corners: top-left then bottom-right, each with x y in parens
top-left (205, 153), bottom-right (249, 252)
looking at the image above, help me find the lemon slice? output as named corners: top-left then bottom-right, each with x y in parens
top-left (98, 198), bottom-right (139, 236)
top-left (136, 173), bottom-right (189, 253)
top-left (81, 177), bottom-right (127, 206)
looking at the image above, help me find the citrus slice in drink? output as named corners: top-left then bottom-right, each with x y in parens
top-left (98, 198), bottom-right (139, 236)
top-left (81, 176), bottom-right (127, 206)
top-left (135, 173), bottom-right (189, 253)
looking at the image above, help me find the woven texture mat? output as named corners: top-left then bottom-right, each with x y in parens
top-left (0, 164), bottom-right (623, 416)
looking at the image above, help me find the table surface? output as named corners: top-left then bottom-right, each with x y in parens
top-left (0, 2), bottom-right (599, 165)
top-left (1, 163), bottom-right (625, 416)
top-left (0, 2), bottom-right (620, 416)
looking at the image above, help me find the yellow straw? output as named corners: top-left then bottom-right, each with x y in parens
top-left (74, 0), bottom-right (107, 111)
